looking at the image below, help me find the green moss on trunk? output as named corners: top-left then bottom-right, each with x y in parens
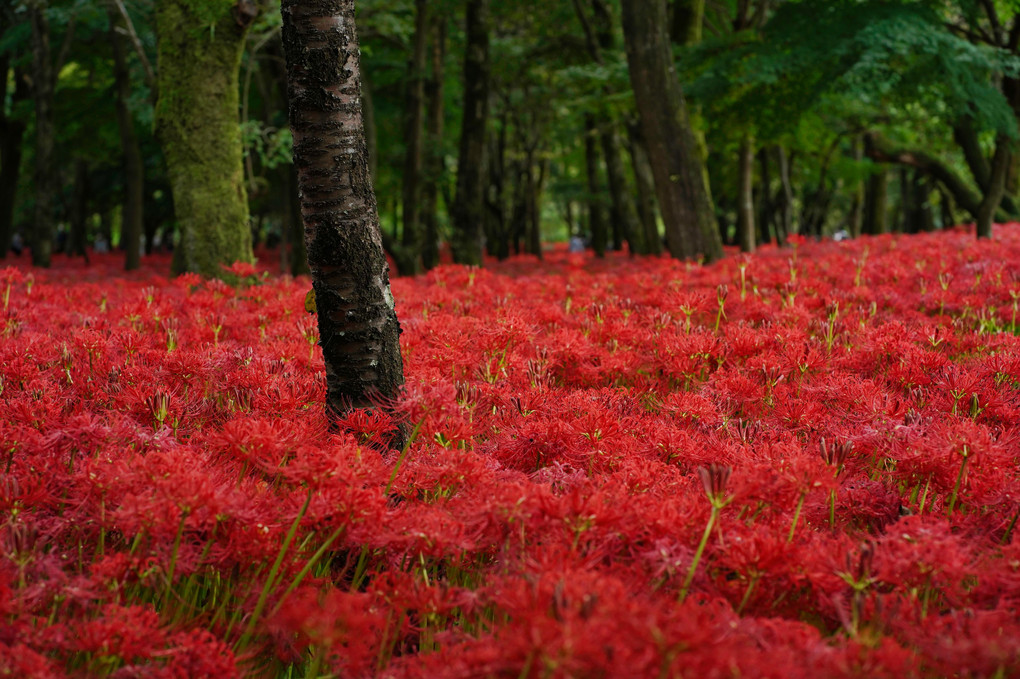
top-left (155, 0), bottom-right (253, 278)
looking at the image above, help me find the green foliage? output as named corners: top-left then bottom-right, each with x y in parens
top-left (686, 0), bottom-right (1020, 140)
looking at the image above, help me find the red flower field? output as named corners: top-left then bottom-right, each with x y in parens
top-left (2, 228), bottom-right (1019, 677)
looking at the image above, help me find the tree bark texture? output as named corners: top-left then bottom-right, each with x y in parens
top-left (155, 0), bottom-right (253, 277)
top-left (622, 0), bottom-right (722, 262)
top-left (109, 6), bottom-right (144, 271)
top-left (977, 135), bottom-right (1011, 239)
top-left (280, 0), bottom-right (405, 424)
top-left (451, 0), bottom-right (490, 265)
top-left (28, 1), bottom-right (56, 267)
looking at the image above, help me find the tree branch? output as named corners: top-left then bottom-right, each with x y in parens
top-left (111, 0), bottom-right (156, 93)
top-left (865, 135), bottom-right (983, 219)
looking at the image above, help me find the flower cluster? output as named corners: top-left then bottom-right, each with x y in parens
top-left (2, 228), bottom-right (1020, 677)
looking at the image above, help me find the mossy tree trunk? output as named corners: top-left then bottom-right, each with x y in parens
top-left (155, 0), bottom-right (254, 278)
top-left (280, 0), bottom-right (405, 440)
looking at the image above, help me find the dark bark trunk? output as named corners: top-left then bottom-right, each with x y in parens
top-left (601, 127), bottom-right (642, 254)
top-left (281, 0), bottom-right (405, 440)
top-left (526, 155), bottom-right (545, 258)
top-left (484, 119), bottom-right (508, 259)
top-left (361, 71), bottom-right (378, 182)
top-left (0, 60), bottom-right (26, 258)
top-left (864, 150), bottom-right (889, 235)
top-left (776, 145), bottom-right (792, 244)
top-left (29, 2), bottom-right (56, 267)
top-left (977, 136), bottom-right (1011, 239)
top-left (848, 136), bottom-right (864, 238)
top-left (755, 146), bottom-right (773, 245)
top-left (109, 6), bottom-right (144, 270)
top-left (155, 0), bottom-right (253, 277)
top-left (397, 0), bottom-right (429, 275)
top-left (421, 16), bottom-right (447, 271)
top-left (736, 134), bottom-right (755, 252)
top-left (451, 0), bottom-right (490, 265)
top-left (584, 115), bottom-right (609, 257)
top-left (627, 119), bottom-right (662, 255)
top-left (671, 0), bottom-right (704, 44)
top-left (68, 159), bottom-right (90, 260)
top-left (622, 0), bottom-right (722, 261)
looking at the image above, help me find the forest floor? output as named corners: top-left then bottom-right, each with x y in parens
top-left (2, 227), bottom-right (1020, 677)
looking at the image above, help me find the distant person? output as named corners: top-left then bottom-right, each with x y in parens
top-left (94, 235), bottom-right (109, 253)
top-left (10, 233), bottom-right (23, 256)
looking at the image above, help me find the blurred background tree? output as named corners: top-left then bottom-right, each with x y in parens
top-left (1, 0), bottom-right (1017, 274)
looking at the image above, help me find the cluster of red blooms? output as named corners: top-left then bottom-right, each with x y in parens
top-left (2, 227), bottom-right (1020, 677)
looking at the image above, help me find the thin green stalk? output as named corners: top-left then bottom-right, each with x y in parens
top-left (947, 447), bottom-right (970, 517)
top-left (679, 507), bottom-right (718, 602)
top-left (736, 572), bottom-right (760, 614)
top-left (236, 488), bottom-right (313, 651)
top-left (270, 524), bottom-right (347, 617)
top-left (162, 513), bottom-right (189, 609)
top-left (788, 491), bottom-right (806, 543)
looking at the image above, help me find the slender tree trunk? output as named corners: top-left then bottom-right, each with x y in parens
top-left (601, 127), bottom-right (642, 254)
top-left (155, 0), bottom-right (254, 277)
top-left (776, 145), bottom-right (792, 244)
top-left (584, 115), bottom-right (609, 257)
top-left (28, 1), bottom-right (56, 267)
top-left (621, 0), bottom-right (722, 261)
top-left (627, 119), bottom-right (662, 255)
top-left (397, 0), bottom-right (429, 275)
top-left (68, 159), bottom-right (90, 260)
top-left (0, 62), bottom-right (26, 259)
top-left (280, 0), bottom-right (405, 438)
top-left (451, 0), bottom-right (490, 265)
top-left (421, 16), bottom-right (447, 271)
top-left (736, 134), bottom-right (755, 252)
top-left (977, 136), bottom-right (1011, 239)
top-left (864, 166), bottom-right (888, 236)
top-left (755, 146), bottom-right (773, 245)
top-left (526, 155), bottom-right (545, 258)
top-left (848, 136), bottom-right (864, 238)
top-left (109, 6), bottom-right (144, 270)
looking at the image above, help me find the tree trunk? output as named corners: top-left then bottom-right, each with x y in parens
top-left (755, 146), bottom-right (773, 245)
top-left (864, 165), bottom-right (888, 236)
top-left (736, 134), bottom-right (755, 252)
top-left (397, 0), bottom-right (429, 275)
top-left (28, 1), bottom-right (56, 267)
top-left (848, 136), bottom-right (864, 238)
top-left (601, 127), bottom-right (642, 254)
top-left (977, 135), bottom-right (1011, 239)
top-left (68, 160), bottom-right (90, 260)
top-left (451, 0), bottom-right (490, 265)
top-left (627, 119), bottom-right (662, 255)
top-left (361, 70), bottom-right (378, 182)
top-left (0, 61), bottom-right (26, 259)
top-left (621, 0), bottom-right (722, 261)
top-left (155, 0), bottom-right (254, 277)
top-left (526, 155), bottom-right (545, 258)
top-left (280, 0), bottom-right (405, 438)
top-left (776, 145), bottom-right (792, 244)
top-left (421, 16), bottom-right (447, 271)
top-left (671, 0), bottom-right (704, 44)
top-left (109, 5), bottom-right (144, 271)
top-left (584, 115), bottom-right (609, 257)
